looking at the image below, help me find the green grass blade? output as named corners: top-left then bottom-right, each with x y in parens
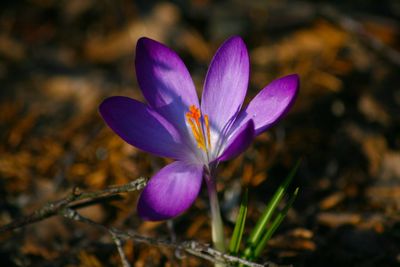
top-left (253, 187), bottom-right (299, 258)
top-left (229, 188), bottom-right (248, 255)
top-left (243, 159), bottom-right (301, 259)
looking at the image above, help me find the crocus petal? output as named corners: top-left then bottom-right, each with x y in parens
top-left (217, 120), bottom-right (255, 162)
top-left (233, 74), bottom-right (299, 135)
top-left (99, 96), bottom-right (187, 159)
top-left (137, 161), bottom-right (203, 221)
top-left (135, 37), bottom-right (199, 132)
top-left (201, 36), bottom-right (249, 140)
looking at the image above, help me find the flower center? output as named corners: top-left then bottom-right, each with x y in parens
top-left (186, 105), bottom-right (211, 153)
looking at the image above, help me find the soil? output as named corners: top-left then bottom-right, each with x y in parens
top-left (1, 1), bottom-right (399, 266)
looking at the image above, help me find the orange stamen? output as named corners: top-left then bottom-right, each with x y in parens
top-left (186, 105), bottom-right (212, 152)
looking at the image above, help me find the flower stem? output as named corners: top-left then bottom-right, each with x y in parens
top-left (205, 171), bottom-right (225, 266)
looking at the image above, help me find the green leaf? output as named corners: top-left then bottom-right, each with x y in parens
top-left (229, 188), bottom-right (248, 255)
top-left (243, 159), bottom-right (301, 259)
top-left (253, 187), bottom-right (299, 258)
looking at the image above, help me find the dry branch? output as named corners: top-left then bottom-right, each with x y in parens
top-left (61, 207), bottom-right (270, 267)
top-left (1, 177), bottom-right (278, 266)
top-left (0, 177), bottom-right (148, 233)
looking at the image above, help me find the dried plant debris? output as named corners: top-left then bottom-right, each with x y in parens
top-left (1, 1), bottom-right (400, 266)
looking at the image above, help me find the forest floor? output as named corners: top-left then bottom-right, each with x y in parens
top-left (1, 1), bottom-right (400, 266)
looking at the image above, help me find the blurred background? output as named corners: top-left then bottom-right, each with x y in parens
top-left (1, 0), bottom-right (400, 266)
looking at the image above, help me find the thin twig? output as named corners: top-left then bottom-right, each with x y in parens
top-left (110, 231), bottom-right (132, 267)
top-left (0, 177), bottom-right (147, 233)
top-left (61, 208), bottom-right (267, 267)
top-left (61, 208), bottom-right (129, 267)
top-left (2, 177), bottom-right (280, 266)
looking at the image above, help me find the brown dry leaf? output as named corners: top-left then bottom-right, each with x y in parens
top-left (138, 221), bottom-right (164, 233)
top-left (136, 246), bottom-right (162, 267)
top-left (110, 192), bottom-right (139, 225)
top-left (242, 155), bottom-right (268, 186)
top-left (366, 186), bottom-right (400, 208)
top-left (362, 135), bottom-right (387, 177)
top-left (79, 251), bottom-right (103, 267)
top-left (358, 94), bottom-right (391, 126)
top-left (0, 152), bottom-right (33, 192)
top-left (269, 233), bottom-right (316, 251)
top-left (287, 228), bottom-right (314, 239)
top-left (86, 169), bottom-right (107, 189)
top-left (242, 163), bottom-right (254, 186)
top-left (251, 21), bottom-right (347, 67)
top-left (70, 163), bottom-right (91, 177)
top-left (186, 215), bottom-right (208, 238)
top-left (21, 237), bottom-right (59, 260)
top-left (84, 3), bottom-right (181, 63)
top-left (34, 138), bottom-right (64, 174)
top-left (0, 100), bottom-right (22, 125)
top-left (62, 0), bottom-right (95, 20)
top-left (0, 34), bottom-right (26, 60)
top-left (357, 214), bottom-right (386, 232)
top-left (60, 115), bottom-right (95, 142)
top-left (8, 110), bottom-right (40, 147)
top-left (22, 217), bottom-right (69, 260)
top-left (220, 155), bottom-right (243, 179)
top-left (317, 212), bottom-right (361, 227)
top-left (251, 20), bottom-right (349, 112)
top-left (251, 172), bottom-right (267, 187)
top-left (123, 239), bottom-right (135, 263)
top-left (380, 151), bottom-right (400, 180)
top-left (118, 157), bottom-right (140, 182)
top-left (178, 30), bottom-right (211, 62)
top-left (78, 204), bottom-right (106, 222)
top-left (319, 192), bottom-right (345, 210)
top-left (41, 75), bottom-right (102, 114)
top-left (331, 58), bottom-right (354, 75)
top-left (362, 19), bottom-right (399, 46)
top-left (309, 70), bottom-right (343, 93)
top-left (345, 124), bottom-right (388, 177)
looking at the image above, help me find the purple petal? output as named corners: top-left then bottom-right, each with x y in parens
top-left (234, 74), bottom-right (299, 135)
top-left (137, 161), bottom-right (203, 221)
top-left (99, 96), bottom-right (187, 159)
top-left (201, 36), bottom-right (249, 137)
top-left (217, 120), bottom-right (255, 162)
top-left (135, 37), bottom-right (199, 132)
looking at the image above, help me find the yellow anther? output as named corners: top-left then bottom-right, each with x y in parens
top-left (186, 105), bottom-right (212, 152)
top-left (204, 115), bottom-right (211, 149)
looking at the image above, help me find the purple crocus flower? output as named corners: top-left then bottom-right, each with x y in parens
top-left (99, 36), bottom-right (299, 222)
